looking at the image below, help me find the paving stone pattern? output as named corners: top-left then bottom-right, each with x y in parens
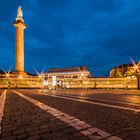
top-left (0, 90), bottom-right (6, 135)
top-left (0, 92), bottom-right (90, 140)
top-left (14, 91), bottom-right (122, 140)
top-left (22, 90), bottom-right (140, 140)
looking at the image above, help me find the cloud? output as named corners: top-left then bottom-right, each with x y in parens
top-left (1, 0), bottom-right (140, 76)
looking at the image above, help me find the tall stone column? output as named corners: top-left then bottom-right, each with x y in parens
top-left (13, 6), bottom-right (26, 73)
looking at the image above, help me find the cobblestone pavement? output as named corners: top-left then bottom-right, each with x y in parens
top-left (19, 89), bottom-right (140, 140)
top-left (43, 92), bottom-right (140, 111)
top-left (0, 90), bottom-right (6, 135)
top-left (43, 89), bottom-right (140, 104)
top-left (1, 89), bottom-right (140, 140)
top-left (0, 91), bottom-right (92, 140)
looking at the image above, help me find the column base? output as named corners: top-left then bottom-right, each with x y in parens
top-left (11, 71), bottom-right (28, 78)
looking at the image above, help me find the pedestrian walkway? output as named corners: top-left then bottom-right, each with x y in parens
top-left (0, 90), bottom-right (122, 140)
top-left (0, 91), bottom-right (90, 140)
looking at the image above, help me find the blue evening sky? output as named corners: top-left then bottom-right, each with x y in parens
top-left (0, 0), bottom-right (140, 76)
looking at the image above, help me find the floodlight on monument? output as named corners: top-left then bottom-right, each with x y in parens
top-left (2, 69), bottom-right (10, 78)
top-left (34, 68), bottom-right (45, 81)
top-left (38, 75), bottom-right (42, 79)
top-left (18, 75), bottom-right (23, 79)
top-left (6, 73), bottom-right (10, 78)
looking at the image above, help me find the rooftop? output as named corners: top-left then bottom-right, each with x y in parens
top-left (47, 66), bottom-right (89, 73)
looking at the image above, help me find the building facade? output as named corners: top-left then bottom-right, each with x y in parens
top-left (44, 66), bottom-right (91, 88)
top-left (43, 65), bottom-right (139, 90)
top-left (110, 63), bottom-right (140, 78)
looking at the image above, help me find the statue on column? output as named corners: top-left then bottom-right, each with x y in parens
top-left (16, 6), bottom-right (24, 22)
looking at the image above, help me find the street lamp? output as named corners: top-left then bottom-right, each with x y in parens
top-left (131, 59), bottom-right (140, 90)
